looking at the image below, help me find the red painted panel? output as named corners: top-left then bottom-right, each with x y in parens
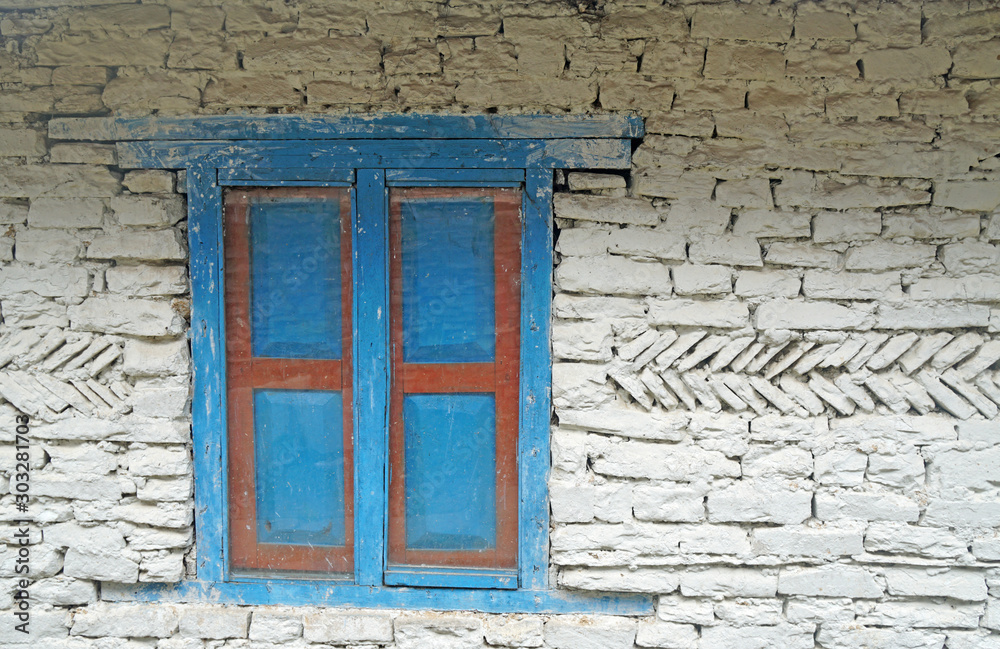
top-left (387, 187), bottom-right (521, 572)
top-left (225, 188), bottom-right (355, 575)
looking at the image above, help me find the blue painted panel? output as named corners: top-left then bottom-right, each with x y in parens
top-left (384, 568), bottom-right (516, 589)
top-left (219, 167), bottom-right (354, 183)
top-left (519, 170), bottom-right (554, 590)
top-left (403, 394), bottom-right (496, 552)
top-left (117, 138), bottom-right (634, 171)
top-left (353, 170), bottom-right (388, 587)
top-left (104, 580), bottom-right (656, 615)
top-left (250, 197), bottom-right (341, 359)
top-left (401, 197), bottom-right (495, 363)
top-left (387, 168), bottom-right (524, 185)
top-left (187, 166), bottom-right (226, 582)
top-left (254, 389), bottom-right (345, 546)
top-left (53, 114), bottom-right (644, 141)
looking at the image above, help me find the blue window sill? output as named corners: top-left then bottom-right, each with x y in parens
top-left (101, 580), bottom-right (655, 615)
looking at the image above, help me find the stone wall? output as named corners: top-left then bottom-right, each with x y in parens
top-left (2, 0), bottom-right (1000, 647)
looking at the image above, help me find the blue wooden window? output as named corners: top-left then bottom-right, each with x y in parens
top-left (69, 114), bottom-right (652, 613)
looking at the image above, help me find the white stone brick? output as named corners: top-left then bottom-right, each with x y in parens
top-left (27, 198), bottom-right (104, 229)
top-left (33, 472), bottom-right (121, 500)
top-left (128, 446), bottom-right (191, 476)
top-left (815, 490), bottom-right (920, 522)
top-left (64, 548), bottom-right (140, 582)
top-left (137, 476), bottom-right (193, 501)
top-left (111, 194), bottom-right (186, 226)
top-left (555, 194), bottom-right (660, 226)
top-left (679, 567), bottom-right (777, 597)
top-left (141, 550), bottom-right (185, 581)
top-left (863, 46), bottom-right (951, 80)
top-left (178, 605), bottom-right (251, 639)
top-left (249, 610), bottom-right (303, 643)
top-left (876, 304), bottom-right (992, 329)
top-left (777, 564), bottom-right (883, 598)
top-left (700, 624), bottom-right (815, 649)
top-left (123, 339), bottom-right (190, 377)
top-left (671, 264), bottom-right (731, 295)
top-left (29, 575), bottom-right (97, 606)
top-left (0, 265), bottom-right (90, 298)
top-left (556, 256), bottom-right (672, 296)
top-left (590, 438), bottom-right (740, 481)
top-left (867, 447), bottom-right (924, 489)
top-left (752, 523), bottom-right (864, 558)
top-left (607, 228), bottom-right (687, 261)
top-left (552, 320), bottom-right (612, 362)
top-left (973, 534), bottom-right (1000, 561)
top-left (765, 242), bottom-right (840, 268)
top-left (545, 616), bottom-right (635, 649)
top-left (941, 242), bottom-right (1000, 275)
top-left (733, 209), bottom-right (810, 238)
top-left (554, 294), bottom-right (646, 320)
top-left (559, 566), bottom-right (681, 592)
top-left (559, 404), bottom-right (686, 442)
top-left (817, 626), bottom-right (945, 649)
top-left (105, 264), bottom-right (188, 296)
top-left (934, 180), bottom-right (1000, 212)
top-left (484, 617), bottom-right (542, 647)
top-left (756, 300), bottom-right (875, 330)
top-left (634, 621), bottom-right (697, 649)
top-left (49, 142), bottom-right (117, 165)
top-left (549, 480), bottom-right (595, 523)
top-left (15, 229), bottom-right (82, 264)
top-left (785, 597), bottom-right (855, 624)
top-left (713, 598), bottom-right (782, 626)
top-left (741, 445), bottom-right (813, 478)
top-left (734, 270), bottom-right (801, 298)
top-left (0, 200), bottom-right (29, 224)
top-left (924, 499), bottom-right (1000, 528)
top-left (707, 478), bottom-right (812, 524)
top-left (664, 199), bottom-right (731, 234)
top-left (70, 296), bottom-right (185, 337)
top-left (123, 170), bottom-right (175, 194)
top-left (633, 483), bottom-right (708, 523)
top-left (883, 567), bottom-right (987, 601)
top-left (882, 210), bottom-right (981, 239)
top-left (86, 229), bottom-right (187, 261)
top-left (803, 270), bottom-right (901, 300)
top-left (813, 210), bottom-right (882, 243)
top-left (865, 522), bottom-right (968, 559)
top-left (647, 298), bottom-right (750, 328)
top-left (567, 172), bottom-right (626, 192)
top-left (716, 179), bottom-right (773, 209)
top-left (553, 362), bottom-right (614, 410)
top-left (814, 448), bottom-right (868, 486)
top-left (657, 595), bottom-right (714, 625)
top-left (303, 611), bottom-right (394, 644)
top-left (845, 241), bottom-right (936, 271)
top-left (689, 235), bottom-right (762, 267)
top-left (0, 164), bottom-right (121, 198)
top-left (858, 600), bottom-right (982, 629)
top-left (909, 275), bottom-right (1000, 301)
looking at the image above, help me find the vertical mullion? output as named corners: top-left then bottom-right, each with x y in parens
top-left (187, 165), bottom-right (227, 583)
top-left (519, 169), bottom-right (553, 590)
top-left (354, 170), bottom-right (389, 586)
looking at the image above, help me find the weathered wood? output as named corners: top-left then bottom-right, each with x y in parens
top-left (117, 138), bottom-right (633, 170)
top-left (50, 114), bottom-right (644, 142)
top-left (101, 580), bottom-right (655, 614)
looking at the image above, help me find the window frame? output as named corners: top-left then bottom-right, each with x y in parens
top-left (65, 114), bottom-right (653, 613)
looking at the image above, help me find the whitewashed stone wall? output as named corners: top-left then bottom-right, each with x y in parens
top-left (1, 0), bottom-right (1000, 647)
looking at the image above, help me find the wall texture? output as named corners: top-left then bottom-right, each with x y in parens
top-left (1, 0), bottom-right (1000, 647)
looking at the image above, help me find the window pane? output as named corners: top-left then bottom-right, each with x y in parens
top-left (254, 389), bottom-right (346, 547)
top-left (403, 393), bottom-right (496, 551)
top-left (250, 197), bottom-right (342, 359)
top-left (400, 197), bottom-right (495, 363)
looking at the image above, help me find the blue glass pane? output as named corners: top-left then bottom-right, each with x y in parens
top-left (401, 197), bottom-right (495, 363)
top-left (403, 394), bottom-right (496, 551)
top-left (250, 197), bottom-right (341, 359)
top-left (254, 389), bottom-right (346, 546)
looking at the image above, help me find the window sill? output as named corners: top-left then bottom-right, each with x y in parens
top-left (101, 580), bottom-right (655, 615)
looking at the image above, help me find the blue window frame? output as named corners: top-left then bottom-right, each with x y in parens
top-left (56, 114), bottom-right (652, 613)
